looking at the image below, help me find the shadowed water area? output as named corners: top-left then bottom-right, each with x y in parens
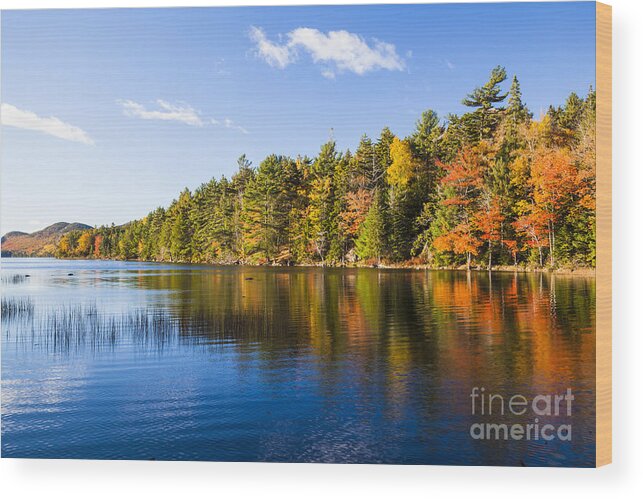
top-left (1, 258), bottom-right (595, 466)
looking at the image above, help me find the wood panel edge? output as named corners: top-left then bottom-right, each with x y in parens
top-left (595, 0), bottom-right (612, 468)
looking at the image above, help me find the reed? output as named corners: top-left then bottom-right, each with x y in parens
top-left (2, 302), bottom-right (180, 353)
top-left (1, 274), bottom-right (28, 285)
top-left (43, 304), bottom-right (151, 348)
top-left (1, 296), bottom-right (35, 319)
top-left (3, 299), bottom-right (283, 353)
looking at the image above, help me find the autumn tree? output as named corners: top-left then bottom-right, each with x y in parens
top-left (75, 232), bottom-right (94, 257)
top-left (529, 147), bottom-right (587, 266)
top-left (387, 137), bottom-right (420, 260)
top-left (431, 148), bottom-right (484, 269)
top-left (512, 209), bottom-right (550, 266)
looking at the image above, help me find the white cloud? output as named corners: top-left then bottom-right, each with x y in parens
top-left (249, 26), bottom-right (405, 77)
top-left (321, 69), bottom-right (336, 80)
top-left (120, 99), bottom-right (205, 126)
top-left (249, 26), bottom-right (295, 69)
top-left (1, 103), bottom-right (94, 145)
top-left (290, 28), bottom-right (405, 75)
top-left (121, 99), bottom-right (248, 134)
top-left (223, 118), bottom-right (248, 134)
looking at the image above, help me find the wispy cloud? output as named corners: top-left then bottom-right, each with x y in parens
top-left (249, 27), bottom-right (293, 69)
top-left (120, 99), bottom-right (248, 134)
top-left (214, 58), bottom-right (232, 77)
top-left (223, 118), bottom-right (248, 134)
top-left (210, 118), bottom-right (248, 134)
top-left (249, 26), bottom-right (406, 78)
top-left (1, 103), bottom-right (94, 145)
top-left (119, 99), bottom-right (205, 126)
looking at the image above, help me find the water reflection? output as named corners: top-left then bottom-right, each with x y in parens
top-left (1, 261), bottom-right (595, 466)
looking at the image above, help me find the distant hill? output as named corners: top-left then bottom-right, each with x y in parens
top-left (1, 222), bottom-right (93, 257)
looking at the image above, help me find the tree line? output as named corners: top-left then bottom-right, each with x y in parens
top-left (57, 67), bottom-right (596, 269)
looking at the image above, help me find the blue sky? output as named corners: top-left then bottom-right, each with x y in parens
top-left (1, 2), bottom-right (596, 233)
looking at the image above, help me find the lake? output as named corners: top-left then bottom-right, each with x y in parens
top-left (1, 258), bottom-right (596, 466)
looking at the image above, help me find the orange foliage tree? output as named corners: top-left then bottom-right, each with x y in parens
top-left (529, 147), bottom-right (583, 265)
top-left (340, 188), bottom-right (372, 237)
top-left (433, 148), bottom-right (484, 269)
top-left (512, 210), bottom-right (550, 266)
top-left (474, 196), bottom-right (504, 269)
top-left (93, 234), bottom-right (103, 258)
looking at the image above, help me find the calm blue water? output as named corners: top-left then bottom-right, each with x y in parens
top-left (1, 258), bottom-right (596, 465)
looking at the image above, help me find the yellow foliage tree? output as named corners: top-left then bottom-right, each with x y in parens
top-left (387, 137), bottom-right (416, 188)
top-left (58, 234), bottom-right (71, 256)
top-left (76, 232), bottom-right (93, 256)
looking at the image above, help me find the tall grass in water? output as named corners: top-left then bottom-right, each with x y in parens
top-left (1, 274), bottom-right (28, 285)
top-left (41, 304), bottom-right (178, 352)
top-left (3, 301), bottom-right (179, 353)
top-left (3, 299), bottom-right (284, 353)
top-left (1, 296), bottom-right (35, 320)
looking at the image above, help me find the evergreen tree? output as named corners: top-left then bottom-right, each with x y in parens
top-left (461, 66), bottom-right (508, 142)
top-left (506, 75), bottom-right (531, 125)
top-left (355, 189), bottom-right (388, 264)
top-left (231, 154), bottom-right (255, 260)
top-left (373, 127), bottom-right (395, 189)
top-left (308, 142), bottom-right (339, 264)
top-left (242, 155), bottom-right (290, 262)
top-left (354, 135), bottom-right (376, 189)
top-left (169, 189), bottom-right (194, 262)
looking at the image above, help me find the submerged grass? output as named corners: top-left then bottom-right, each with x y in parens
top-left (1, 296), bottom-right (35, 319)
top-left (42, 304), bottom-right (179, 352)
top-left (1, 274), bottom-right (28, 285)
top-left (3, 301), bottom-right (180, 353)
top-left (3, 299), bottom-right (282, 354)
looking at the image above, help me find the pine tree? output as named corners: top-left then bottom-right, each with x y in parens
top-left (328, 152), bottom-right (351, 264)
top-left (506, 75), bottom-right (531, 125)
top-left (169, 189), bottom-right (194, 262)
top-left (231, 154), bottom-right (255, 260)
top-left (354, 135), bottom-right (375, 189)
top-left (355, 189), bottom-right (388, 265)
top-left (242, 155), bottom-right (293, 263)
top-left (373, 127), bottom-right (395, 189)
top-left (461, 66), bottom-right (508, 142)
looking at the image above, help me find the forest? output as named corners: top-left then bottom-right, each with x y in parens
top-left (57, 67), bottom-right (596, 270)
